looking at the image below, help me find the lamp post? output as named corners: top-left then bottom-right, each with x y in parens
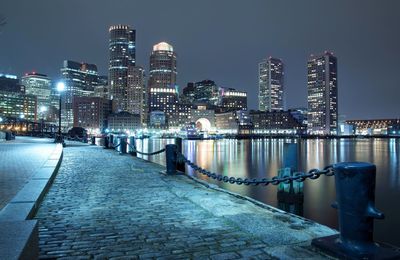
top-left (40, 106), bottom-right (47, 136)
top-left (56, 82), bottom-right (65, 145)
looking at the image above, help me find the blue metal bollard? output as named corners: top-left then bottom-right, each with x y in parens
top-left (175, 137), bottom-right (185, 173)
top-left (312, 162), bottom-right (400, 259)
top-left (165, 144), bottom-right (177, 175)
top-left (129, 136), bottom-right (137, 157)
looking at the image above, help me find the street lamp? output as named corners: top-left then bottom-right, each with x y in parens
top-left (56, 82), bottom-right (65, 145)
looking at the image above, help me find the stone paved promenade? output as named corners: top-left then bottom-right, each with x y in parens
top-left (35, 143), bottom-right (336, 259)
top-left (0, 136), bottom-right (56, 209)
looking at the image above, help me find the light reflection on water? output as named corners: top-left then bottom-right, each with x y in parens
top-left (134, 137), bottom-right (400, 247)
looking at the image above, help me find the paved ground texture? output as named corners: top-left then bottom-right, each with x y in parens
top-left (0, 136), bottom-right (56, 209)
top-left (35, 143), bottom-right (337, 259)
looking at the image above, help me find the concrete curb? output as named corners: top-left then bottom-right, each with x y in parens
top-left (0, 143), bottom-right (63, 260)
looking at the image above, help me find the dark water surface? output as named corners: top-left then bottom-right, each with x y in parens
top-left (133, 138), bottom-right (400, 247)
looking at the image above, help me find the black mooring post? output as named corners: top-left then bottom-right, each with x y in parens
top-left (104, 136), bottom-right (109, 149)
top-left (175, 137), bottom-right (185, 173)
top-left (120, 137), bottom-right (127, 154)
top-left (312, 162), bottom-right (400, 259)
top-left (109, 134), bottom-right (114, 148)
top-left (129, 136), bottom-right (137, 157)
top-left (165, 144), bottom-right (177, 175)
top-left (91, 136), bottom-right (96, 145)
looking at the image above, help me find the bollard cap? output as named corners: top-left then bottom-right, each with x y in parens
top-left (334, 162), bottom-right (375, 171)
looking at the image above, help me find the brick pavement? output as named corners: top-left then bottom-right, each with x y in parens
top-left (35, 144), bottom-right (336, 259)
top-left (0, 136), bottom-right (56, 209)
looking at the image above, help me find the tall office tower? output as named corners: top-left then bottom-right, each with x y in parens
top-left (21, 72), bottom-right (51, 119)
top-left (148, 42), bottom-right (178, 126)
top-left (127, 66), bottom-right (146, 125)
top-left (109, 25), bottom-right (136, 112)
top-left (258, 57), bottom-right (284, 111)
top-left (307, 51), bottom-right (338, 135)
top-left (60, 60), bottom-right (99, 131)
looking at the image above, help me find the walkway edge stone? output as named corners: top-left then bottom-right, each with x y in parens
top-left (0, 143), bottom-right (63, 260)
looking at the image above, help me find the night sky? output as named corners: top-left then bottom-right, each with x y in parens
top-left (1, 0), bottom-right (399, 120)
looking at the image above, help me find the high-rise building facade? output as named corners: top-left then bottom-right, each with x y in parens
top-left (127, 66), bottom-right (146, 125)
top-left (0, 90), bottom-right (37, 121)
top-left (21, 72), bottom-right (51, 118)
top-left (108, 25), bottom-right (136, 112)
top-left (60, 60), bottom-right (99, 131)
top-left (259, 57), bottom-right (284, 112)
top-left (148, 42), bottom-right (178, 126)
top-left (73, 96), bottom-right (112, 133)
top-left (307, 51), bottom-right (338, 135)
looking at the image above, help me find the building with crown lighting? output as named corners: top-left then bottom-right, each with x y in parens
top-left (307, 52), bottom-right (338, 135)
top-left (148, 42), bottom-right (178, 127)
top-left (259, 57), bottom-right (284, 112)
top-left (108, 25), bottom-right (136, 113)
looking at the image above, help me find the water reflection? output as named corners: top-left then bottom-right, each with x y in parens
top-left (133, 137), bottom-right (400, 247)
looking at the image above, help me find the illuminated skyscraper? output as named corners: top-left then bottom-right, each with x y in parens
top-left (127, 66), bottom-right (146, 125)
top-left (259, 57), bottom-right (284, 112)
top-left (307, 51), bottom-right (338, 135)
top-left (60, 60), bottom-right (99, 130)
top-left (148, 42), bottom-right (178, 126)
top-left (21, 72), bottom-right (51, 117)
top-left (108, 25), bottom-right (135, 112)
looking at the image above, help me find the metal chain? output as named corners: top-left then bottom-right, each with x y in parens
top-left (127, 142), bottom-right (166, 156)
top-left (111, 142), bottom-right (121, 149)
top-left (176, 151), bottom-right (334, 186)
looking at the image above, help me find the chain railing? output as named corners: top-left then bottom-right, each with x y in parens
top-left (176, 151), bottom-right (334, 185)
top-left (127, 142), bottom-right (166, 156)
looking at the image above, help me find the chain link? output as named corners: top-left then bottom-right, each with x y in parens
top-left (127, 142), bottom-right (166, 156)
top-left (176, 151), bottom-right (334, 186)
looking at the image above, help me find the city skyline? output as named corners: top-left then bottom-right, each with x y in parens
top-left (0, 0), bottom-right (399, 120)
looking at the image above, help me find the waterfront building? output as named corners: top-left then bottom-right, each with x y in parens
top-left (0, 90), bottom-right (37, 121)
top-left (127, 66), bottom-right (146, 126)
top-left (21, 72), bottom-right (51, 119)
top-left (73, 96), bottom-right (112, 133)
top-left (259, 57), bottom-right (284, 111)
top-left (149, 111), bottom-right (167, 129)
top-left (0, 74), bottom-right (23, 93)
top-left (168, 103), bottom-right (192, 129)
top-left (307, 51), bottom-right (338, 135)
top-left (249, 110), bottom-right (306, 135)
top-left (108, 25), bottom-right (136, 112)
top-left (108, 111), bottom-right (140, 133)
top-left (215, 111), bottom-right (240, 134)
top-left (219, 88), bottom-right (247, 112)
top-left (191, 105), bottom-right (215, 132)
top-left (148, 42), bottom-right (178, 126)
top-left (346, 119), bottom-right (400, 135)
top-left (60, 60), bottom-right (99, 131)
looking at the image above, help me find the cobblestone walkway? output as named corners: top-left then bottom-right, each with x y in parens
top-left (35, 144), bottom-right (335, 259)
